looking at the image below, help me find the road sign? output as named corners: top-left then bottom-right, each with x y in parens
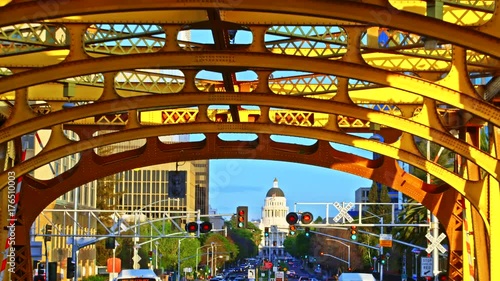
top-left (276, 271), bottom-right (284, 281)
top-left (380, 234), bottom-right (393, 247)
top-left (420, 257), bottom-right (433, 277)
top-left (333, 202), bottom-right (354, 223)
top-left (248, 269), bottom-right (255, 279)
top-left (425, 233), bottom-right (447, 253)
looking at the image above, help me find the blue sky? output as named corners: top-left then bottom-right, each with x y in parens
top-left (209, 158), bottom-right (373, 221)
top-left (184, 28), bottom-right (375, 221)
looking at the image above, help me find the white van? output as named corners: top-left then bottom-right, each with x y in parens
top-left (338, 273), bottom-right (376, 281)
top-left (115, 269), bottom-right (161, 281)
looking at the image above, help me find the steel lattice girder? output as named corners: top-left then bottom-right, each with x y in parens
top-left (0, 93), bottom-right (495, 218)
top-left (0, 0), bottom-right (498, 57)
top-left (0, 1), bottom-right (498, 281)
top-left (0, 52), bottom-right (497, 124)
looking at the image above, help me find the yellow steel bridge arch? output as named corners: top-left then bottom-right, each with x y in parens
top-left (0, 1), bottom-right (498, 280)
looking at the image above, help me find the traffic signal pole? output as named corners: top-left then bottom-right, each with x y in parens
top-left (71, 188), bottom-right (78, 281)
top-left (379, 217), bottom-right (384, 281)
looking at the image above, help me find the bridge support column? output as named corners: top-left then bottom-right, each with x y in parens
top-left (488, 125), bottom-right (500, 281)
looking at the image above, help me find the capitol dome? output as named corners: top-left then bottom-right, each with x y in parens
top-left (266, 178), bottom-right (285, 197)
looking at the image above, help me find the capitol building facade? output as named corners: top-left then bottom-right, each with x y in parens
top-left (258, 178), bottom-right (291, 260)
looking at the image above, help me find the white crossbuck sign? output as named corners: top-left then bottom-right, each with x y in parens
top-left (425, 233), bottom-right (447, 253)
top-left (333, 202), bottom-right (354, 223)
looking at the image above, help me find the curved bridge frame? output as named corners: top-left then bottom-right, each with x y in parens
top-left (0, 1), bottom-right (498, 280)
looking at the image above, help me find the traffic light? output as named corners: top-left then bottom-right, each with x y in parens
top-left (264, 227), bottom-right (270, 237)
top-left (185, 222), bottom-right (198, 233)
top-left (199, 221), bottom-right (212, 233)
top-left (148, 251), bottom-right (153, 261)
top-left (289, 225), bottom-right (297, 235)
top-left (350, 226), bottom-right (357, 240)
top-left (379, 254), bottom-right (386, 265)
top-left (66, 257), bottom-right (75, 279)
top-left (436, 272), bottom-right (448, 281)
top-left (44, 224), bottom-right (52, 242)
top-left (286, 212), bottom-right (299, 225)
top-left (236, 206), bottom-right (248, 228)
top-left (320, 252), bottom-right (324, 256)
top-left (105, 237), bottom-right (116, 249)
top-left (304, 227), bottom-right (311, 237)
top-left (300, 212), bottom-right (313, 224)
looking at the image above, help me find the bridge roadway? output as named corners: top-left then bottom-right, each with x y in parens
top-left (0, 1), bottom-right (499, 281)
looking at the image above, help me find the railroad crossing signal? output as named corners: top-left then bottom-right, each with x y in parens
top-left (286, 212), bottom-right (299, 225)
top-left (333, 202), bottom-right (354, 223)
top-left (200, 221), bottom-right (213, 233)
top-left (425, 232), bottom-right (447, 253)
top-left (185, 221), bottom-right (213, 233)
top-left (186, 222), bottom-right (198, 233)
top-left (300, 212), bottom-right (314, 224)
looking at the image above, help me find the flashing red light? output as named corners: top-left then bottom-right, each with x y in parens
top-left (286, 212), bottom-right (299, 225)
top-left (200, 221), bottom-right (212, 233)
top-left (186, 222), bottom-right (198, 233)
top-left (300, 212), bottom-right (314, 224)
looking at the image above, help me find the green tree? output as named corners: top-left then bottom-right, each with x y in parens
top-left (283, 232), bottom-right (311, 259)
top-left (227, 217), bottom-right (260, 259)
top-left (480, 126), bottom-right (489, 152)
top-left (393, 198), bottom-right (428, 247)
top-left (203, 233), bottom-right (238, 275)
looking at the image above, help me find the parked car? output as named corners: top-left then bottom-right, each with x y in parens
top-left (287, 270), bottom-right (297, 278)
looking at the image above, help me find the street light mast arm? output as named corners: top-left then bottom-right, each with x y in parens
top-left (322, 254), bottom-right (349, 266)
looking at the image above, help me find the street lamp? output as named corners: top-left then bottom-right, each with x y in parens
top-left (326, 239), bottom-right (351, 269)
top-left (177, 238), bottom-right (188, 281)
top-left (195, 244), bottom-right (214, 279)
top-left (211, 242), bottom-right (217, 276)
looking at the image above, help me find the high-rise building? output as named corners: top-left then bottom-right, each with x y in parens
top-left (354, 187), bottom-right (371, 212)
top-left (97, 136), bottom-right (209, 217)
top-left (258, 178), bottom-right (289, 260)
top-left (30, 129), bottom-right (98, 278)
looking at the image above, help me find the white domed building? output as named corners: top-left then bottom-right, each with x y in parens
top-left (258, 178), bottom-right (290, 259)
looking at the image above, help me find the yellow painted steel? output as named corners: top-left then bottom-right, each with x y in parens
top-left (0, 122), bottom-right (475, 202)
top-left (0, 0), bottom-right (498, 57)
top-left (0, 0), bottom-right (498, 280)
top-left (0, 93), bottom-right (496, 213)
top-left (0, 52), bottom-right (497, 126)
